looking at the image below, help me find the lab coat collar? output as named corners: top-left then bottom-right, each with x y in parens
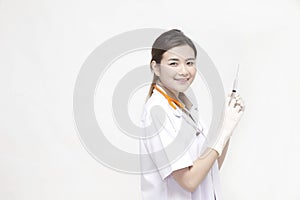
top-left (152, 84), bottom-right (204, 136)
top-left (153, 84), bottom-right (198, 119)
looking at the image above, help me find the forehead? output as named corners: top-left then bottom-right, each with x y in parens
top-left (162, 45), bottom-right (195, 60)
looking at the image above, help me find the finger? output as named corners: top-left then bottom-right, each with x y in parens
top-left (228, 92), bottom-right (240, 97)
top-left (235, 96), bottom-right (241, 100)
top-left (225, 96), bottom-right (230, 104)
top-left (236, 96), bottom-right (244, 102)
top-left (234, 98), bottom-right (243, 106)
top-left (234, 104), bottom-right (241, 113)
top-left (235, 96), bottom-right (241, 103)
top-left (233, 93), bottom-right (240, 98)
top-left (238, 106), bottom-right (245, 113)
top-left (239, 103), bottom-right (245, 112)
top-left (238, 108), bottom-right (244, 115)
top-left (236, 99), bottom-right (242, 104)
top-left (239, 99), bottom-right (245, 106)
top-left (229, 97), bottom-right (236, 107)
top-left (234, 103), bottom-right (241, 109)
top-left (239, 101), bottom-right (245, 107)
top-left (235, 102), bottom-right (244, 112)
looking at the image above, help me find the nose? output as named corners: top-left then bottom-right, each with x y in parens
top-left (178, 63), bottom-right (189, 76)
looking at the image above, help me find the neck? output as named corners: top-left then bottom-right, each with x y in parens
top-left (156, 81), bottom-right (179, 100)
top-left (155, 81), bottom-right (193, 111)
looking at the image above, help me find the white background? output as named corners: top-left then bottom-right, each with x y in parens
top-left (1, 0), bottom-right (300, 199)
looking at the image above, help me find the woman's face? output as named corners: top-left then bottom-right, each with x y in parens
top-left (152, 45), bottom-right (197, 97)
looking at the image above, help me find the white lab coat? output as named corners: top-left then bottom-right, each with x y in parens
top-left (140, 85), bottom-right (223, 200)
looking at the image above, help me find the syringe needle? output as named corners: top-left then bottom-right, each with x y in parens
top-left (232, 64), bottom-right (240, 93)
top-left (229, 64), bottom-right (240, 105)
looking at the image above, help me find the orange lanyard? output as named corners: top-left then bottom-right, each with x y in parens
top-left (153, 85), bottom-right (184, 110)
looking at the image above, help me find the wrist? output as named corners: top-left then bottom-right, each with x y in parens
top-left (212, 130), bottom-right (231, 157)
top-left (220, 126), bottom-right (233, 138)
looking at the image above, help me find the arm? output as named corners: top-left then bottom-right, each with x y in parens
top-left (172, 93), bottom-right (244, 192)
top-left (171, 148), bottom-right (219, 193)
top-left (217, 139), bottom-right (230, 170)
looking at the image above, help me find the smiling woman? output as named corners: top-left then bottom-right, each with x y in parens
top-left (139, 29), bottom-right (245, 200)
top-left (151, 45), bottom-right (197, 98)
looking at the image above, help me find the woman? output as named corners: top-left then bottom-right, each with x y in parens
top-left (140, 29), bottom-right (245, 200)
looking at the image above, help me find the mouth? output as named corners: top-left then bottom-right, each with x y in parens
top-left (174, 78), bottom-right (190, 83)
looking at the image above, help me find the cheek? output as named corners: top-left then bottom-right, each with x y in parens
top-left (189, 68), bottom-right (197, 79)
top-left (160, 66), bottom-right (177, 78)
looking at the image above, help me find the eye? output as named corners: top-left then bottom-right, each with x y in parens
top-left (169, 62), bottom-right (178, 66)
top-left (186, 61), bottom-right (195, 66)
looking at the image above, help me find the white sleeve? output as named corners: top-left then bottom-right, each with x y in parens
top-left (141, 105), bottom-right (195, 180)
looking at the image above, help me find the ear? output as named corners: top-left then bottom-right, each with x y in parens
top-left (151, 60), bottom-right (160, 77)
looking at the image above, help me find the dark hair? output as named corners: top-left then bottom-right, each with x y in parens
top-left (147, 29), bottom-right (197, 99)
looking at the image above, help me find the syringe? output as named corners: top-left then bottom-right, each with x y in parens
top-left (229, 64), bottom-right (240, 105)
top-left (232, 64), bottom-right (239, 93)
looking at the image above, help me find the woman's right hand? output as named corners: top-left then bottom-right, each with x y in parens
top-left (221, 92), bottom-right (245, 135)
top-left (210, 92), bottom-right (246, 156)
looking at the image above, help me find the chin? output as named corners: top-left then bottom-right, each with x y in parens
top-left (174, 85), bottom-right (190, 93)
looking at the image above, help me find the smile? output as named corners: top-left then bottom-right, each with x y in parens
top-left (174, 78), bottom-right (190, 83)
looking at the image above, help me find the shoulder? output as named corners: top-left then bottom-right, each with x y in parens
top-left (141, 92), bottom-right (182, 127)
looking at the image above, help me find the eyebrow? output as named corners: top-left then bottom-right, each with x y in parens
top-left (168, 58), bottom-right (195, 61)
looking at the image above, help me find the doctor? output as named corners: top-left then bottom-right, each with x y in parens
top-left (140, 29), bottom-right (245, 200)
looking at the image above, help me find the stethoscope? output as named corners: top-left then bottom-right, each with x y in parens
top-left (153, 85), bottom-right (205, 137)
